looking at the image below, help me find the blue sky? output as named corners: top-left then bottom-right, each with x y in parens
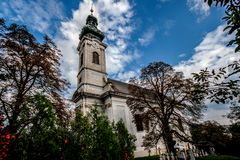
top-left (0, 0), bottom-right (238, 124)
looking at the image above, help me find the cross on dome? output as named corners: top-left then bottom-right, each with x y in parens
top-left (79, 3), bottom-right (104, 41)
top-left (90, 3), bottom-right (94, 15)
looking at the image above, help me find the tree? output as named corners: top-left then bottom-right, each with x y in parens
top-left (127, 62), bottom-right (205, 154)
top-left (114, 119), bottom-right (136, 160)
top-left (88, 106), bottom-right (121, 160)
top-left (227, 103), bottom-right (240, 123)
top-left (6, 93), bottom-right (66, 160)
top-left (190, 121), bottom-right (231, 154)
top-left (67, 107), bottom-right (92, 160)
top-left (192, 65), bottom-right (240, 105)
top-left (69, 106), bottom-right (136, 160)
top-left (0, 111), bottom-right (15, 160)
top-left (228, 122), bottom-right (240, 156)
top-left (0, 18), bottom-right (69, 136)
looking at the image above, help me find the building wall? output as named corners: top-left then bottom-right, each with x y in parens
top-left (74, 18), bottom-right (191, 157)
top-left (107, 96), bottom-right (159, 157)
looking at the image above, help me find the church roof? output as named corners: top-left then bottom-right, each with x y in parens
top-left (72, 78), bottom-right (130, 102)
top-left (108, 78), bottom-right (129, 94)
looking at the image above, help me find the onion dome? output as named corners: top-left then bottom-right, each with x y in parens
top-left (79, 8), bottom-right (104, 41)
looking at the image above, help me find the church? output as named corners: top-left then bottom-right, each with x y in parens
top-left (72, 10), bottom-right (188, 157)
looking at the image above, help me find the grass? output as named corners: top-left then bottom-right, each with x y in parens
top-left (196, 155), bottom-right (240, 160)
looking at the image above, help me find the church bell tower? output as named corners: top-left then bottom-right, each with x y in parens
top-left (72, 8), bottom-right (107, 108)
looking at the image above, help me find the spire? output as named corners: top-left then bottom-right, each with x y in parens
top-left (79, 3), bottom-right (104, 41)
top-left (90, 3), bottom-right (94, 15)
top-left (86, 3), bottom-right (97, 27)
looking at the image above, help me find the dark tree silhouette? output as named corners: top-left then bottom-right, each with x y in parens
top-left (190, 121), bottom-right (230, 154)
top-left (127, 61), bottom-right (205, 154)
top-left (227, 103), bottom-right (240, 123)
top-left (0, 18), bottom-right (69, 136)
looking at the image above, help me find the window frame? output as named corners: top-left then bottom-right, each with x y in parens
top-left (92, 52), bottom-right (100, 65)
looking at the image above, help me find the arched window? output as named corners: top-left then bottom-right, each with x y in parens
top-left (92, 52), bottom-right (99, 64)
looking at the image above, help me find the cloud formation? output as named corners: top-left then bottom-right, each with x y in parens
top-left (174, 24), bottom-right (238, 124)
top-left (0, 0), bottom-right (64, 34)
top-left (174, 25), bottom-right (236, 78)
top-left (187, 0), bottom-right (210, 21)
top-left (55, 0), bottom-right (137, 96)
top-left (1, 0), bottom-right (137, 97)
top-left (138, 27), bottom-right (157, 46)
top-left (178, 53), bottom-right (186, 58)
top-left (115, 70), bottom-right (139, 82)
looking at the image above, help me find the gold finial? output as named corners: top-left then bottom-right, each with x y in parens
top-left (90, 3), bottom-right (94, 15)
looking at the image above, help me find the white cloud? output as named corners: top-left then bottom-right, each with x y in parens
top-left (178, 53), bottom-right (186, 58)
top-left (187, 0), bottom-right (210, 21)
top-left (0, 0), bottom-right (64, 33)
top-left (138, 27), bottom-right (157, 46)
top-left (174, 25), bottom-right (236, 78)
top-left (55, 0), bottom-right (137, 97)
top-left (0, 0), bottom-right (137, 98)
top-left (174, 24), bottom-right (238, 124)
top-left (115, 70), bottom-right (139, 82)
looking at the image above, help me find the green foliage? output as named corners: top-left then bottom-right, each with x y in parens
top-left (69, 106), bottom-right (136, 160)
top-left (65, 107), bottom-right (92, 160)
top-left (88, 106), bottom-right (121, 160)
top-left (7, 93), bottom-right (64, 160)
top-left (4, 98), bottom-right (137, 160)
top-left (114, 119), bottom-right (136, 160)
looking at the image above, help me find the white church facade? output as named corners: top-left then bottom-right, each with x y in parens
top-left (72, 11), bottom-right (189, 157)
